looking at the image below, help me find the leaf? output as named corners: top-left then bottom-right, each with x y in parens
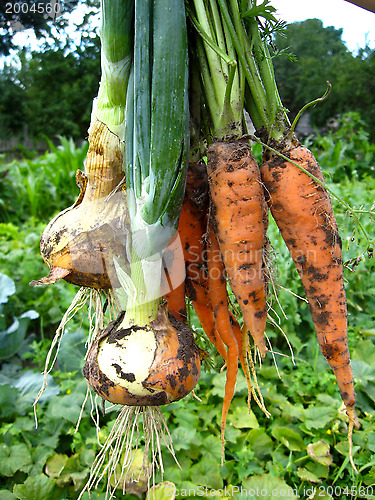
top-left (247, 429), bottom-right (273, 460)
top-left (0, 491), bottom-right (17, 500)
top-left (146, 482), bottom-right (176, 500)
top-left (224, 424), bottom-right (242, 443)
top-left (362, 329), bottom-right (375, 338)
top-left (0, 319), bottom-right (21, 360)
top-left (0, 274), bottom-right (15, 304)
top-left (229, 406), bottom-right (259, 430)
top-left (57, 329), bottom-right (86, 373)
top-left (307, 441), bottom-right (333, 466)
top-left (316, 393), bottom-right (340, 408)
top-left (45, 454), bottom-right (69, 478)
top-left (241, 474), bottom-right (298, 498)
top-left (201, 435), bottom-right (222, 463)
top-left (0, 443), bottom-right (32, 476)
top-left (334, 440), bottom-right (360, 458)
top-left (365, 432), bottom-right (375, 452)
top-left (171, 426), bottom-right (199, 451)
top-left (0, 384), bottom-right (19, 418)
top-left (54, 455), bottom-right (87, 489)
top-left (353, 339), bottom-right (375, 365)
top-left (121, 450), bottom-right (149, 498)
top-left (297, 467), bottom-right (321, 483)
top-left (190, 460), bottom-right (223, 490)
top-left (78, 494), bottom-right (107, 500)
top-left (308, 492), bottom-right (333, 500)
top-left (0, 310), bottom-right (38, 360)
top-left (13, 370), bottom-right (60, 403)
top-left (304, 406), bottom-right (336, 430)
top-left (305, 461), bottom-right (329, 479)
top-left (19, 310), bottom-right (39, 321)
top-left (271, 426), bottom-right (305, 451)
top-left (351, 359), bottom-right (375, 383)
top-left (29, 447), bottom-right (55, 476)
top-left (13, 475), bottom-right (54, 500)
top-left (210, 371), bottom-right (226, 397)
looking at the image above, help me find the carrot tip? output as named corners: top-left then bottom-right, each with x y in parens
top-left (220, 429), bottom-right (225, 466)
top-left (257, 342), bottom-right (268, 358)
top-left (346, 407), bottom-right (360, 429)
top-left (347, 407), bottom-right (359, 474)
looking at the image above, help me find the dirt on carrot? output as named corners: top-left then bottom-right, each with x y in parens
top-left (261, 144), bottom-right (356, 418)
top-left (207, 140), bottom-right (269, 358)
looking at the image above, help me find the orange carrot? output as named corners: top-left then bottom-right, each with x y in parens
top-left (163, 162), bottom-right (208, 321)
top-left (207, 140), bottom-right (268, 357)
top-left (166, 160), bottom-right (269, 434)
top-left (163, 232), bottom-right (187, 323)
top-left (206, 226), bottom-right (239, 458)
top-left (180, 162), bottom-right (209, 286)
top-left (261, 144), bottom-right (356, 420)
top-left (186, 280), bottom-right (228, 361)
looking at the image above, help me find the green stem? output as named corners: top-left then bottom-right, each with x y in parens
top-left (193, 0), bottom-right (228, 108)
top-left (242, 10), bottom-right (289, 140)
top-left (189, 8), bottom-right (235, 67)
top-left (210, 0), bottom-right (228, 71)
top-left (216, 0), bottom-right (269, 129)
top-left (196, 38), bottom-right (220, 131)
top-left (121, 246), bottom-right (161, 328)
top-left (246, 18), bottom-right (277, 117)
top-left (190, 0), bottom-right (243, 138)
top-left (290, 82), bottom-right (332, 136)
top-left (94, 0), bottom-right (134, 137)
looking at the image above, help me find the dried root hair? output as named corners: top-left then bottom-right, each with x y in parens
top-left (33, 287), bottom-right (119, 426)
top-left (78, 405), bottom-right (180, 500)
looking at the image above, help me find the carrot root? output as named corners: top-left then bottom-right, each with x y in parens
top-left (207, 140), bottom-right (269, 358)
top-left (206, 227), bottom-right (239, 464)
top-left (261, 144), bottom-right (357, 431)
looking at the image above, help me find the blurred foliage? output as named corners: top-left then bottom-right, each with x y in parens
top-left (0, 24), bottom-right (100, 141)
top-left (0, 0), bottom-right (81, 56)
top-left (0, 117), bottom-right (374, 498)
top-left (0, 136), bottom-right (87, 222)
top-left (272, 19), bottom-right (375, 141)
top-left (0, 137), bottom-right (86, 335)
top-left (17, 39), bottom-right (101, 140)
top-left (310, 112), bottom-right (375, 181)
top-left (1, 16), bottom-right (375, 144)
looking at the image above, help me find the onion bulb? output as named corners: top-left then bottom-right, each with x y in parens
top-left (30, 119), bottom-right (129, 289)
top-left (83, 302), bottom-right (201, 405)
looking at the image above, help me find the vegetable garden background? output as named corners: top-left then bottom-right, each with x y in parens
top-left (1, 2), bottom-right (375, 499)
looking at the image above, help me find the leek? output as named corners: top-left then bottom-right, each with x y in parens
top-left (121, 0), bottom-right (190, 328)
top-left (92, 0), bottom-right (134, 139)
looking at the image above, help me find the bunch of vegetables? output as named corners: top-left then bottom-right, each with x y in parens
top-left (180, 0), bottom-right (358, 466)
top-left (30, 0), bottom-right (361, 494)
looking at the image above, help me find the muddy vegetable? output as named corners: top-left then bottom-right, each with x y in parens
top-left (30, 120), bottom-right (129, 289)
top-left (83, 302), bottom-right (201, 405)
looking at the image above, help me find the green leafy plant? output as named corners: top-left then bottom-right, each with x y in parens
top-left (0, 273), bottom-right (39, 361)
top-left (0, 137), bottom-right (87, 223)
top-left (0, 108), bottom-right (374, 499)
